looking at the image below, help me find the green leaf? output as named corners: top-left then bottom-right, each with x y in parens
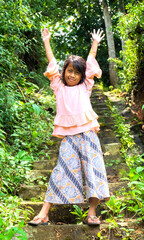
top-left (32, 131), bottom-right (39, 138)
top-left (136, 166), bottom-right (144, 173)
top-left (32, 104), bottom-right (41, 115)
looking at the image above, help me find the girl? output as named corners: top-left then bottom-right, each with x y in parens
top-left (28, 28), bottom-right (110, 226)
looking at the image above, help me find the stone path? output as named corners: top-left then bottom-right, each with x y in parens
top-left (19, 85), bottom-right (142, 240)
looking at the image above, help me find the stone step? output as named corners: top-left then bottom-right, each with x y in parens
top-left (22, 224), bottom-right (118, 240)
top-left (26, 170), bottom-right (52, 184)
top-left (21, 198), bottom-right (127, 224)
top-left (21, 193), bottom-right (131, 224)
top-left (33, 142), bottom-right (121, 171)
top-left (23, 220), bottom-right (143, 240)
top-left (102, 142), bottom-right (121, 154)
top-left (100, 123), bottom-right (114, 131)
top-left (31, 160), bottom-right (127, 183)
top-left (35, 135), bottom-right (121, 164)
top-left (46, 146), bottom-right (121, 164)
top-left (92, 106), bottom-right (111, 113)
top-left (33, 160), bottom-right (57, 170)
top-left (98, 116), bottom-right (114, 122)
top-left (32, 159), bottom-right (127, 180)
top-left (103, 152), bottom-right (122, 162)
top-left (43, 154), bottom-right (59, 162)
top-left (100, 137), bottom-right (120, 144)
top-left (42, 142), bottom-right (121, 163)
top-left (93, 106), bottom-right (110, 112)
top-left (33, 146), bottom-right (122, 172)
top-left (24, 224), bottom-right (101, 240)
top-left (102, 145), bottom-right (122, 162)
top-left (95, 111), bottom-right (112, 117)
top-left (47, 144), bottom-right (61, 152)
top-left (98, 129), bottom-right (117, 138)
top-left (21, 202), bottom-right (100, 223)
top-left (91, 100), bottom-right (107, 106)
top-left (91, 94), bottom-right (106, 99)
top-left (19, 181), bottom-right (128, 201)
top-left (106, 163), bottom-right (129, 182)
top-left (33, 137), bottom-right (120, 170)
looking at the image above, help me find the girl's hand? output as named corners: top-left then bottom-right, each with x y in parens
top-left (42, 28), bottom-right (51, 42)
top-left (90, 29), bottom-right (104, 44)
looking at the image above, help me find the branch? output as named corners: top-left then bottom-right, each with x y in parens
top-left (15, 81), bottom-right (27, 103)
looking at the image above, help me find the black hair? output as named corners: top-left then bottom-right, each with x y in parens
top-left (61, 55), bottom-right (86, 85)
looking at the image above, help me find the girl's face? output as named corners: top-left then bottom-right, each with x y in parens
top-left (64, 63), bottom-right (82, 86)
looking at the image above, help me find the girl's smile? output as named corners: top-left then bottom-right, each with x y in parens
top-left (64, 63), bottom-right (82, 86)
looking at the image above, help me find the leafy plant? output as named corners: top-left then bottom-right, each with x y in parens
top-left (0, 220), bottom-right (28, 240)
top-left (0, 193), bottom-right (31, 239)
top-left (120, 227), bottom-right (134, 240)
top-left (70, 205), bottom-right (88, 224)
top-left (106, 95), bottom-right (144, 222)
top-left (0, 146), bottom-right (34, 193)
top-left (102, 196), bottom-right (126, 218)
top-left (116, 2), bottom-right (144, 93)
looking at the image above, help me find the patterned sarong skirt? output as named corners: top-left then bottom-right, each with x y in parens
top-left (44, 130), bottom-right (110, 204)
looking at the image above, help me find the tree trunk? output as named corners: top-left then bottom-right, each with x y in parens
top-left (118, 0), bottom-right (125, 52)
top-left (101, 0), bottom-right (117, 86)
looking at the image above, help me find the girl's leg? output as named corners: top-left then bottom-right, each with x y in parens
top-left (88, 197), bottom-right (100, 216)
top-left (87, 197), bottom-right (101, 224)
top-left (29, 135), bottom-right (84, 225)
top-left (80, 131), bottom-right (110, 224)
top-left (44, 136), bottom-right (84, 204)
top-left (29, 202), bottom-right (52, 224)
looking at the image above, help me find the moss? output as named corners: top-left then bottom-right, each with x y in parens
top-left (86, 235), bottom-right (91, 240)
top-left (82, 226), bottom-right (87, 232)
top-left (50, 207), bottom-right (57, 212)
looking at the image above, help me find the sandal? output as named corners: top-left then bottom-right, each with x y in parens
top-left (87, 216), bottom-right (101, 226)
top-left (28, 215), bottom-right (50, 226)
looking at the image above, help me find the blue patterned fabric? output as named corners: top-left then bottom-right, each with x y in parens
top-left (44, 130), bottom-right (110, 204)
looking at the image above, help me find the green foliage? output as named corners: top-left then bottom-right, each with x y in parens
top-left (0, 86), bottom-right (56, 192)
top-left (0, 193), bottom-right (29, 239)
top-left (41, 0), bottom-right (109, 83)
top-left (0, 148), bottom-right (34, 192)
top-left (107, 96), bottom-right (144, 221)
top-left (115, 2), bottom-right (144, 92)
top-left (0, 81), bottom-right (55, 149)
top-left (10, 97), bottom-right (55, 155)
top-left (107, 104), bottom-right (134, 154)
top-left (0, 4), bottom-right (56, 236)
top-left (70, 205), bottom-right (88, 224)
top-left (0, 221), bottom-right (27, 240)
top-left (126, 154), bottom-right (144, 219)
top-left (120, 227), bottom-right (134, 240)
top-left (102, 195), bottom-right (126, 218)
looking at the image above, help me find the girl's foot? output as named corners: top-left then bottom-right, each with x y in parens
top-left (28, 214), bottom-right (50, 226)
top-left (87, 215), bottom-right (101, 225)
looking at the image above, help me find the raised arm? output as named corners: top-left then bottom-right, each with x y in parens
top-left (89, 29), bottom-right (104, 58)
top-left (42, 28), bottom-right (54, 62)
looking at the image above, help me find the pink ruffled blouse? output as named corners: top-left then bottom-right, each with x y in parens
top-left (44, 55), bottom-right (102, 138)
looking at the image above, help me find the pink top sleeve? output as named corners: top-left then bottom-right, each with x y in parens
top-left (85, 55), bottom-right (102, 95)
top-left (43, 58), bottom-right (62, 93)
